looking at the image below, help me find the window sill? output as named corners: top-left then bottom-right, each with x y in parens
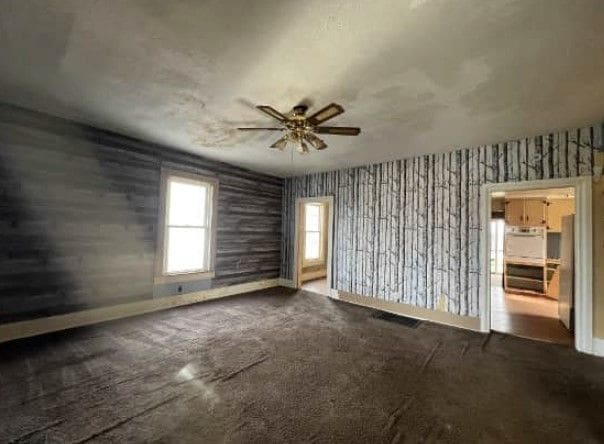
top-left (154, 271), bottom-right (215, 285)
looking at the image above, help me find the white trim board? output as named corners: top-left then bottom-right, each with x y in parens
top-left (480, 176), bottom-right (593, 355)
top-left (293, 196), bottom-right (335, 293)
top-left (0, 278), bottom-right (281, 343)
top-left (592, 338), bottom-right (604, 358)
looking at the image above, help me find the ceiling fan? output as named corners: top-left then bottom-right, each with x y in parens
top-left (237, 102), bottom-right (360, 154)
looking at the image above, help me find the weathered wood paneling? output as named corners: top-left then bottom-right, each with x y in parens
top-left (0, 104), bottom-right (282, 322)
top-left (282, 124), bottom-right (602, 317)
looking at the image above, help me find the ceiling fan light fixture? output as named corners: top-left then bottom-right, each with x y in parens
top-left (305, 133), bottom-right (327, 150)
top-left (315, 139), bottom-right (327, 150)
top-left (238, 101), bottom-right (360, 155)
top-left (297, 140), bottom-right (309, 154)
top-left (270, 136), bottom-right (288, 150)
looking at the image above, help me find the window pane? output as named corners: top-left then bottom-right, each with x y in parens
top-left (305, 204), bottom-right (320, 231)
top-left (305, 232), bottom-right (320, 260)
top-left (168, 179), bottom-right (207, 226)
top-left (166, 227), bottom-right (207, 273)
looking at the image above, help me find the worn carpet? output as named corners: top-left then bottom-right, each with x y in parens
top-left (1, 287), bottom-right (603, 443)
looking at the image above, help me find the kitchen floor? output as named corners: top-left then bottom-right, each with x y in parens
top-left (490, 274), bottom-right (573, 346)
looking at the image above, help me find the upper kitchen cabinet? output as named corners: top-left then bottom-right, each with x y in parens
top-left (505, 199), bottom-right (526, 226)
top-left (546, 199), bottom-right (575, 232)
top-left (505, 198), bottom-right (546, 227)
top-left (524, 199), bottom-right (547, 227)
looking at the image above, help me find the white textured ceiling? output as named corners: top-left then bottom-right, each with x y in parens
top-left (1, 0), bottom-right (603, 177)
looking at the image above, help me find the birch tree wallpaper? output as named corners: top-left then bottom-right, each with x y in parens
top-left (281, 124), bottom-right (602, 317)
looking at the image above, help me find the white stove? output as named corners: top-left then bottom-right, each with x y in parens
top-left (504, 226), bottom-right (546, 265)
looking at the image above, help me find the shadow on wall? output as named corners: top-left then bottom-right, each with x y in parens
top-left (0, 104), bottom-right (285, 322)
top-left (0, 158), bottom-right (77, 322)
top-left (0, 110), bottom-right (160, 322)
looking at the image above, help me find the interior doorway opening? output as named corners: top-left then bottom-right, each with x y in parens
top-left (489, 186), bottom-right (575, 346)
top-left (295, 197), bottom-right (333, 297)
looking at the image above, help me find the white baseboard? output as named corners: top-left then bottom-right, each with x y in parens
top-left (335, 291), bottom-right (481, 332)
top-left (593, 337), bottom-right (604, 357)
top-left (0, 278), bottom-right (281, 343)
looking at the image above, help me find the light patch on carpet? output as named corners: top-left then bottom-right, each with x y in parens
top-left (176, 363), bottom-right (219, 405)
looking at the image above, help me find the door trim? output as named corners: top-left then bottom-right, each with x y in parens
top-left (293, 196), bottom-right (335, 295)
top-left (479, 176), bottom-right (593, 354)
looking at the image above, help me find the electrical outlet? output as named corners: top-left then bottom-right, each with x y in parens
top-left (437, 294), bottom-right (447, 311)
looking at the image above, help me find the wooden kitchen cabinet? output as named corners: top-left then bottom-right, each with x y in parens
top-left (546, 199), bottom-right (575, 232)
top-left (505, 198), bottom-right (546, 227)
top-left (524, 199), bottom-right (546, 227)
top-left (547, 262), bottom-right (560, 299)
top-left (505, 199), bottom-right (526, 226)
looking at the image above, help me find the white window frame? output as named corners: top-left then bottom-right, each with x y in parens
top-left (154, 169), bottom-right (218, 284)
top-left (303, 202), bottom-right (325, 266)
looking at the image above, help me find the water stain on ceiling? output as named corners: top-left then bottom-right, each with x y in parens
top-left (0, 0), bottom-right (603, 177)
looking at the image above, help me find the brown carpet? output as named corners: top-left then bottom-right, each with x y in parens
top-left (1, 287), bottom-right (603, 443)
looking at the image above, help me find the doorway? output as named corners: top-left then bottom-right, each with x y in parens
top-left (480, 177), bottom-right (593, 353)
top-left (490, 187), bottom-right (574, 345)
top-left (294, 197), bottom-right (333, 297)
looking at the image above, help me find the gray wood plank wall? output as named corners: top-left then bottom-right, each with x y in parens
top-left (281, 124), bottom-right (603, 317)
top-left (0, 104), bottom-right (282, 323)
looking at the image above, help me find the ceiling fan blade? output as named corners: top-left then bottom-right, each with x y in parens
top-left (314, 126), bottom-right (361, 136)
top-left (304, 133), bottom-right (328, 150)
top-left (307, 103), bottom-right (345, 125)
top-left (270, 136), bottom-right (288, 150)
top-left (257, 105), bottom-right (287, 122)
top-left (237, 127), bottom-right (284, 131)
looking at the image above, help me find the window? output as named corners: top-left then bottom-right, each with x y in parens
top-left (156, 171), bottom-right (217, 283)
top-left (304, 203), bottom-right (323, 262)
